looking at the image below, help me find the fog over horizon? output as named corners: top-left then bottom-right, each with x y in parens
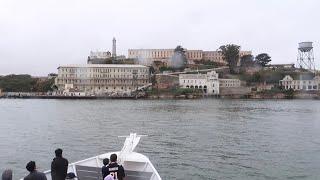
top-left (0, 0), bottom-right (319, 76)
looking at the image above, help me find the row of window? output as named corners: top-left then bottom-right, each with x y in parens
top-left (130, 51), bottom-right (174, 58)
top-left (185, 85), bottom-right (208, 88)
top-left (187, 52), bottom-right (202, 59)
top-left (284, 85), bottom-right (319, 90)
top-left (130, 51), bottom-right (223, 59)
top-left (220, 83), bottom-right (240, 87)
top-left (60, 68), bottom-right (147, 73)
top-left (59, 74), bottom-right (147, 78)
top-left (70, 86), bottom-right (141, 91)
top-left (282, 81), bottom-right (318, 85)
top-left (129, 51), bottom-right (249, 58)
top-left (183, 80), bottom-right (207, 84)
top-left (58, 79), bottom-right (149, 84)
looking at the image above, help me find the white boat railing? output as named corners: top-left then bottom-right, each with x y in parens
top-left (118, 133), bottom-right (147, 164)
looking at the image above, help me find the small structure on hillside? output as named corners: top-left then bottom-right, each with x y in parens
top-left (87, 37), bottom-right (126, 64)
top-left (280, 75), bottom-right (320, 91)
top-left (266, 64), bottom-right (295, 70)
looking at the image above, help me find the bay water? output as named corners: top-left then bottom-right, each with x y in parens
top-left (0, 99), bottom-right (320, 179)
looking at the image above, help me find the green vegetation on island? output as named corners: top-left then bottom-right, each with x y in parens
top-left (0, 74), bottom-right (55, 92)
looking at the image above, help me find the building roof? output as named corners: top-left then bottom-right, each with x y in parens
top-left (58, 64), bottom-right (147, 68)
top-left (179, 73), bottom-right (207, 79)
top-left (128, 49), bottom-right (174, 51)
top-left (281, 75), bottom-right (320, 81)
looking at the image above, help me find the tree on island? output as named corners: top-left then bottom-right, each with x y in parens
top-left (255, 53), bottom-right (272, 67)
top-left (0, 75), bottom-right (55, 92)
top-left (170, 45), bottom-right (187, 71)
top-left (218, 44), bottom-right (240, 74)
top-left (240, 54), bottom-right (255, 73)
top-left (240, 54), bottom-right (255, 67)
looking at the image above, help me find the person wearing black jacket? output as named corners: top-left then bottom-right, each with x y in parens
top-left (51, 148), bottom-right (68, 180)
top-left (105, 154), bottom-right (125, 180)
top-left (24, 161), bottom-right (47, 180)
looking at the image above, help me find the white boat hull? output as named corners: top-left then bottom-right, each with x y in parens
top-left (42, 151), bottom-right (161, 180)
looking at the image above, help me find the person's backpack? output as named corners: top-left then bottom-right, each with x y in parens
top-left (66, 172), bottom-right (77, 179)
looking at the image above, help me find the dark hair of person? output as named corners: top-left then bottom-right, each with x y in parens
top-left (26, 161), bottom-right (36, 172)
top-left (2, 169), bottom-right (13, 180)
top-left (103, 158), bottom-right (109, 166)
top-left (110, 154), bottom-right (117, 162)
top-left (55, 148), bottom-right (63, 157)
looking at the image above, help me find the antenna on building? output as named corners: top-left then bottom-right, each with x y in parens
top-left (297, 42), bottom-right (316, 73)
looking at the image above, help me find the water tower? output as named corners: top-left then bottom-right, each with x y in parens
top-left (297, 42), bottom-right (315, 72)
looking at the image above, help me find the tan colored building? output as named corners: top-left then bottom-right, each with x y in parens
top-left (128, 49), bottom-right (174, 65)
top-left (128, 49), bottom-right (251, 65)
top-left (186, 50), bottom-right (203, 61)
top-left (55, 64), bottom-right (150, 95)
top-left (202, 51), bottom-right (225, 64)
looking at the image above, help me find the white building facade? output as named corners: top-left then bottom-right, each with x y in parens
top-left (179, 71), bottom-right (220, 95)
top-left (280, 75), bottom-right (320, 91)
top-left (55, 64), bottom-right (150, 95)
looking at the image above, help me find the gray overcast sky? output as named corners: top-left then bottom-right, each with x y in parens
top-left (0, 0), bottom-right (319, 76)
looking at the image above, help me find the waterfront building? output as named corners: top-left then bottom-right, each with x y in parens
top-left (279, 75), bottom-right (320, 91)
top-left (219, 78), bottom-right (246, 96)
top-left (55, 64), bottom-right (150, 95)
top-left (128, 49), bottom-right (251, 66)
top-left (179, 71), bottom-right (220, 95)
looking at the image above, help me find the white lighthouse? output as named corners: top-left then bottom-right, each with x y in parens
top-left (112, 37), bottom-right (116, 58)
